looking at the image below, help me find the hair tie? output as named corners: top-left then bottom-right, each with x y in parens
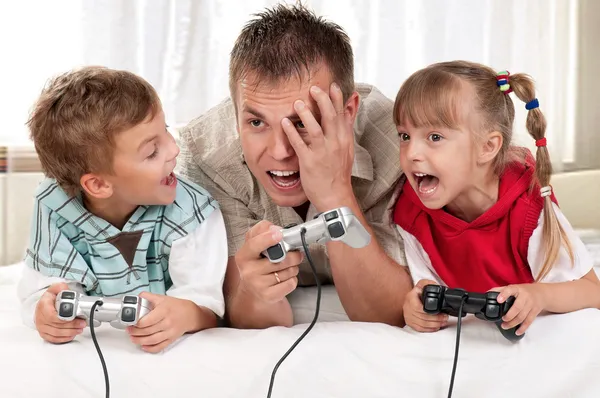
top-left (526, 98), bottom-right (539, 110)
top-left (496, 70), bottom-right (512, 95)
top-left (535, 138), bottom-right (547, 147)
top-left (540, 186), bottom-right (552, 198)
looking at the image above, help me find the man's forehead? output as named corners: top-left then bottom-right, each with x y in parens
top-left (238, 65), bottom-right (332, 96)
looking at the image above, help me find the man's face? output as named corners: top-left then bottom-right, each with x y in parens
top-left (234, 64), bottom-right (334, 208)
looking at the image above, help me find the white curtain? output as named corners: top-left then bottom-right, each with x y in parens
top-left (1, 0), bottom-right (579, 170)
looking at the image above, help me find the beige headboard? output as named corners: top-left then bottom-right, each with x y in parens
top-left (551, 169), bottom-right (600, 229)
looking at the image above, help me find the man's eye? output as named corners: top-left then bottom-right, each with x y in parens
top-left (250, 120), bottom-right (263, 127)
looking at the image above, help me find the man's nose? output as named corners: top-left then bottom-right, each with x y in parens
top-left (269, 126), bottom-right (295, 160)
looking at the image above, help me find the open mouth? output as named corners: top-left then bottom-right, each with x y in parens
top-left (414, 172), bottom-right (439, 196)
top-left (268, 170), bottom-right (300, 189)
top-left (161, 172), bottom-right (177, 187)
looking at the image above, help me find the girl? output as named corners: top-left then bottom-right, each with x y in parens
top-left (393, 60), bottom-right (599, 336)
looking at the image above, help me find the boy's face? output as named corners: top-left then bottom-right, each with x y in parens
top-left (105, 109), bottom-right (180, 207)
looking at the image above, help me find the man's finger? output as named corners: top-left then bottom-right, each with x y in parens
top-left (328, 82), bottom-right (345, 116)
top-left (281, 117), bottom-right (310, 155)
top-left (294, 97), bottom-right (327, 145)
top-left (263, 276), bottom-right (298, 303)
top-left (239, 227), bottom-right (284, 260)
top-left (246, 220), bottom-right (274, 240)
top-left (309, 85), bottom-right (338, 129)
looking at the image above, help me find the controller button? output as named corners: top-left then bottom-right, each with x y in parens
top-left (266, 244), bottom-right (285, 260)
top-left (121, 307), bottom-right (137, 323)
top-left (59, 302), bottom-right (74, 318)
top-left (327, 221), bottom-right (345, 238)
top-left (123, 296), bottom-right (138, 305)
top-left (485, 304), bottom-right (500, 319)
top-left (424, 297), bottom-right (439, 312)
top-left (324, 211), bottom-right (339, 221)
top-left (61, 291), bottom-right (75, 300)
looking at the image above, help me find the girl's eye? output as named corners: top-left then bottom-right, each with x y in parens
top-left (295, 121), bottom-right (305, 129)
top-left (429, 133), bottom-right (443, 142)
top-left (399, 132), bottom-right (410, 141)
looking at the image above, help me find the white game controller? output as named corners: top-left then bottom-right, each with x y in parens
top-left (55, 290), bottom-right (152, 330)
top-left (263, 206), bottom-right (371, 263)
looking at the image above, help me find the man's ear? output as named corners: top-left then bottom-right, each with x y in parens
top-left (345, 91), bottom-right (360, 125)
top-left (80, 173), bottom-right (113, 200)
top-left (478, 131), bottom-right (503, 165)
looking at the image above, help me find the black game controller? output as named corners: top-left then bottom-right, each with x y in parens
top-left (421, 285), bottom-right (524, 342)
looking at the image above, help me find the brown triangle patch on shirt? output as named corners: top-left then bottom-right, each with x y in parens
top-left (107, 230), bottom-right (144, 268)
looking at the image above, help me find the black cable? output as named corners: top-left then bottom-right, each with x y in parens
top-left (266, 227), bottom-right (321, 398)
top-left (90, 300), bottom-right (110, 398)
top-left (447, 296), bottom-right (467, 398)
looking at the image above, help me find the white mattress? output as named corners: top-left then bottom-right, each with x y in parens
top-left (1, 261), bottom-right (600, 398)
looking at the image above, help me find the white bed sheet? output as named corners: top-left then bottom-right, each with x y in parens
top-left (2, 262), bottom-right (600, 398)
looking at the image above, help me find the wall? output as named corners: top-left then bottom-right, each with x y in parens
top-left (0, 173), bottom-right (45, 265)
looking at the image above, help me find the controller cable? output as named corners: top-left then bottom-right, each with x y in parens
top-left (266, 227), bottom-right (321, 398)
top-left (447, 296), bottom-right (468, 398)
top-left (90, 300), bottom-right (110, 398)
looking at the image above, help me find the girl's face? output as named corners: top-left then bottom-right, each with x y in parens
top-left (397, 119), bottom-right (481, 210)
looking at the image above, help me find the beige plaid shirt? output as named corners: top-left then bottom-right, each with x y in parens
top-left (176, 83), bottom-right (406, 286)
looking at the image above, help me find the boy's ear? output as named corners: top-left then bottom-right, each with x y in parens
top-left (80, 173), bottom-right (113, 199)
top-left (478, 131), bottom-right (503, 165)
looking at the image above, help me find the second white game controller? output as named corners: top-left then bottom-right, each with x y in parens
top-left (263, 207), bottom-right (371, 263)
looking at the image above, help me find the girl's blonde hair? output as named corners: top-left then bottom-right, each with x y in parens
top-left (393, 60), bottom-right (573, 281)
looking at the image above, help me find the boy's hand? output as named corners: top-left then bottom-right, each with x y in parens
top-left (403, 279), bottom-right (449, 332)
top-left (491, 283), bottom-right (545, 336)
top-left (34, 283), bottom-right (85, 344)
top-left (127, 293), bottom-right (212, 353)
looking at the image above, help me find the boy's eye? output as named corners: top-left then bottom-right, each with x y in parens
top-left (398, 132), bottom-right (410, 141)
top-left (250, 120), bottom-right (263, 128)
top-left (147, 144), bottom-right (159, 159)
top-left (429, 133), bottom-right (443, 142)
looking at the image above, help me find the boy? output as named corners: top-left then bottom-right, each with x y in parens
top-left (16, 66), bottom-right (228, 353)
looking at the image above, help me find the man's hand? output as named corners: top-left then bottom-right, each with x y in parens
top-left (491, 283), bottom-right (545, 336)
top-left (403, 279), bottom-right (448, 332)
top-left (281, 82), bottom-right (356, 211)
top-left (127, 293), bottom-right (213, 353)
top-left (233, 220), bottom-right (302, 304)
top-left (34, 283), bottom-right (85, 344)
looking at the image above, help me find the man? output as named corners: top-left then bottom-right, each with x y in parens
top-left (177, 4), bottom-right (412, 329)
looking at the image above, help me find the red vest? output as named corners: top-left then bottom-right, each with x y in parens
top-left (393, 155), bottom-right (557, 292)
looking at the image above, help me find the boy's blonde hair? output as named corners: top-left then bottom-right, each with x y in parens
top-left (27, 66), bottom-right (161, 196)
top-left (393, 60), bottom-right (573, 281)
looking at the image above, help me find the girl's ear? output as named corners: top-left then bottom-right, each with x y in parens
top-left (478, 131), bottom-right (503, 165)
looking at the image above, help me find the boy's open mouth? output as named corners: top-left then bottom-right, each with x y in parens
top-left (268, 170), bottom-right (300, 189)
top-left (161, 172), bottom-right (176, 187)
top-left (414, 172), bottom-right (439, 195)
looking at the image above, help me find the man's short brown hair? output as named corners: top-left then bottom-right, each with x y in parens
top-left (229, 3), bottom-right (355, 104)
top-left (27, 66), bottom-right (160, 196)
